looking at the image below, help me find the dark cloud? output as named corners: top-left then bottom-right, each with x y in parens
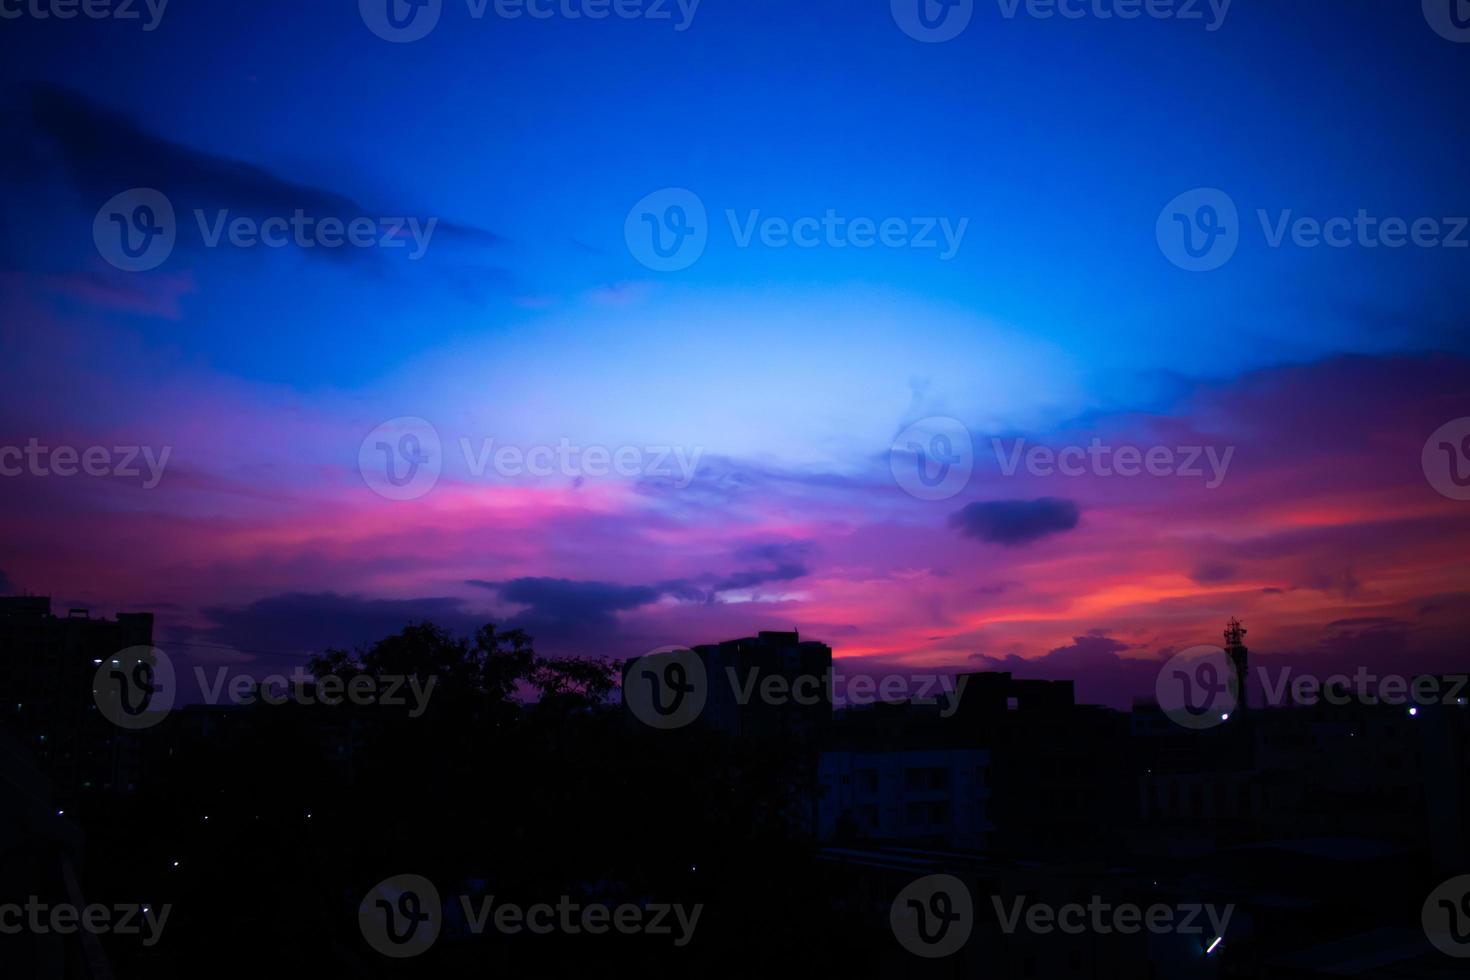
top-left (971, 582), bottom-right (1019, 596)
top-left (1325, 616), bottom-right (1406, 630)
top-left (464, 577), bottom-right (664, 654)
top-left (466, 545), bottom-right (815, 648)
top-left (0, 568), bottom-right (11, 594)
top-left (633, 454), bottom-right (869, 507)
top-left (709, 563), bottom-right (807, 592)
top-left (734, 540), bottom-right (813, 566)
top-left (657, 541), bottom-right (813, 603)
top-left (726, 565), bottom-right (803, 592)
top-left (10, 84), bottom-right (506, 265)
top-left (1190, 561), bottom-right (1237, 585)
top-left (948, 498), bottom-right (1080, 546)
top-left (469, 577), bottom-right (660, 631)
top-left (198, 592), bottom-right (481, 665)
top-left (1419, 593), bottom-right (1470, 618)
top-left (1298, 567), bottom-right (1363, 599)
top-left (656, 580), bottom-right (709, 603)
top-left (471, 543), bottom-right (814, 634)
top-left (708, 543), bottom-right (810, 594)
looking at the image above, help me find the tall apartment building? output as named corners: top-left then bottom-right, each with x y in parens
top-left (0, 596), bottom-right (154, 800)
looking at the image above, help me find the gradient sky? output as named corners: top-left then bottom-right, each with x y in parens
top-left (1, 0), bottom-right (1468, 705)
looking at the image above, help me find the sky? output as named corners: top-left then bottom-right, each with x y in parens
top-left (1, 0), bottom-right (1468, 706)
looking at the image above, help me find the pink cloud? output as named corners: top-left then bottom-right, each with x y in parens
top-left (1, 349), bottom-right (1466, 692)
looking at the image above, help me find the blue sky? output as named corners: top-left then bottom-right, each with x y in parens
top-left (6, 0), bottom-right (1467, 395)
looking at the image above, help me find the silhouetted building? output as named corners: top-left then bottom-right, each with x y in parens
top-left (0, 597), bottom-right (153, 801)
top-left (1137, 686), bottom-right (1470, 867)
top-left (691, 629), bottom-right (833, 741)
top-left (1225, 616), bottom-right (1249, 714)
top-left (953, 671), bottom-right (1133, 856)
top-left (0, 730), bottom-right (101, 978)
